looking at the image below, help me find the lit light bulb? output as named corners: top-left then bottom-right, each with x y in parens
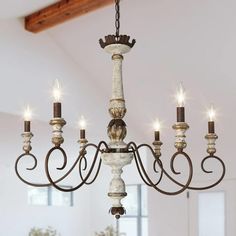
top-left (153, 119), bottom-right (161, 131)
top-left (79, 116), bottom-right (87, 129)
top-left (176, 83), bottom-right (186, 107)
top-left (53, 79), bottom-right (62, 102)
top-left (23, 105), bottom-right (32, 121)
top-left (208, 105), bottom-right (216, 122)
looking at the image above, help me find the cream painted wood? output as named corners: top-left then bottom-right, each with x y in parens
top-left (101, 152), bottom-right (134, 209)
top-left (104, 44), bottom-right (131, 55)
top-left (111, 56), bottom-right (124, 100)
top-left (205, 133), bottom-right (218, 155)
top-left (173, 122), bottom-right (189, 150)
top-left (22, 132), bottom-right (33, 153)
top-left (49, 118), bottom-right (66, 146)
top-left (105, 44), bottom-right (131, 119)
top-left (102, 43), bottom-right (134, 216)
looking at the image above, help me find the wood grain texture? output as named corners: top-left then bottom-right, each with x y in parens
top-left (25, 0), bottom-right (113, 33)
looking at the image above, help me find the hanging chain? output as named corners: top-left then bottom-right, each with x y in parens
top-left (115, 0), bottom-right (120, 38)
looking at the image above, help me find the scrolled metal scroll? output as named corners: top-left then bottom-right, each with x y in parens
top-left (15, 153), bottom-right (46, 187)
top-left (15, 151), bottom-right (73, 187)
top-left (78, 156), bottom-right (102, 185)
top-left (128, 141), bottom-right (225, 192)
top-left (127, 142), bottom-right (193, 195)
top-left (129, 145), bottom-right (164, 187)
top-left (163, 154), bottom-right (226, 191)
top-left (45, 141), bottom-right (109, 192)
top-left (78, 142), bottom-right (109, 185)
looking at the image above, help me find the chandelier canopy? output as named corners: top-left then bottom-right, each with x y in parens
top-left (16, 0), bottom-right (225, 219)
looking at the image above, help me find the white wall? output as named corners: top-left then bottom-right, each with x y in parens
top-left (0, 18), bottom-right (109, 236)
top-left (0, 18), bottom-right (145, 236)
top-left (0, 18), bottom-right (109, 135)
top-left (0, 113), bottom-right (91, 236)
top-left (0, 1), bottom-right (236, 235)
top-left (147, 127), bottom-right (232, 236)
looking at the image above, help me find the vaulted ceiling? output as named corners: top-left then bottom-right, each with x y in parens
top-left (0, 0), bottom-right (58, 19)
top-left (1, 0), bottom-right (235, 175)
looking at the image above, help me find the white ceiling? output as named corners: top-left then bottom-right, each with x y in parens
top-left (48, 0), bottom-right (236, 177)
top-left (0, 0), bottom-right (58, 19)
top-left (47, 0), bottom-right (236, 138)
top-left (0, 0), bottom-right (235, 175)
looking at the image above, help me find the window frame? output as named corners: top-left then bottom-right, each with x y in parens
top-left (118, 184), bottom-right (148, 236)
top-left (49, 185), bottom-right (74, 207)
top-left (198, 191), bottom-right (226, 236)
top-left (28, 185), bottom-right (74, 207)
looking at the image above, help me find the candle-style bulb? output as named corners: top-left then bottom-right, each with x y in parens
top-left (23, 105), bottom-right (32, 132)
top-left (52, 80), bottom-right (62, 118)
top-left (207, 105), bottom-right (216, 134)
top-left (153, 119), bottom-right (161, 132)
top-left (153, 118), bottom-right (161, 142)
top-left (176, 83), bottom-right (186, 107)
top-left (53, 79), bottom-right (62, 102)
top-left (79, 116), bottom-right (87, 130)
top-left (208, 105), bottom-right (216, 122)
top-left (24, 106), bottom-right (32, 121)
top-left (79, 116), bottom-right (87, 140)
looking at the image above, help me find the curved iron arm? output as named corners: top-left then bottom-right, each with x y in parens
top-left (162, 155), bottom-right (226, 190)
top-left (129, 142), bottom-right (226, 191)
top-left (15, 151), bottom-right (79, 187)
top-left (78, 141), bottom-right (110, 185)
top-left (78, 155), bottom-right (102, 185)
top-left (45, 141), bottom-right (108, 192)
top-left (15, 142), bottom-right (108, 188)
top-left (127, 142), bottom-right (193, 195)
top-left (129, 146), bottom-right (164, 187)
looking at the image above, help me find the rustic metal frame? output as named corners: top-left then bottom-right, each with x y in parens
top-left (15, 140), bottom-right (225, 194)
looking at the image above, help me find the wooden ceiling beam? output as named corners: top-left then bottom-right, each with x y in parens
top-left (25, 0), bottom-right (113, 33)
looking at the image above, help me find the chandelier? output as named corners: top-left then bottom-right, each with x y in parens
top-left (15, 0), bottom-right (226, 219)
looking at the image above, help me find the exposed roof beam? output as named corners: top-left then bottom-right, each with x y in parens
top-left (25, 0), bottom-right (113, 33)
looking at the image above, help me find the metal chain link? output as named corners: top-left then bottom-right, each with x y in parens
top-left (115, 0), bottom-right (120, 38)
